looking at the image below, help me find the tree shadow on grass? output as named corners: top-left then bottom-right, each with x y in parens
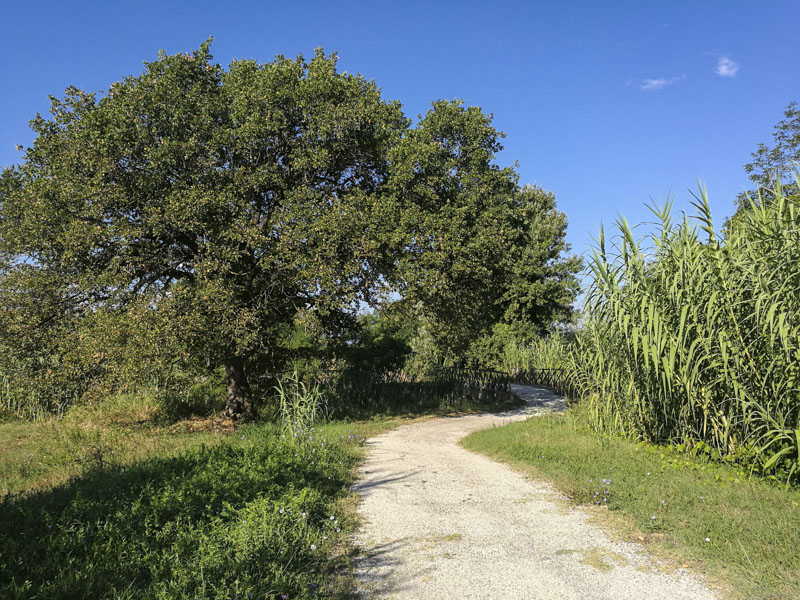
top-left (0, 429), bottom-right (350, 599)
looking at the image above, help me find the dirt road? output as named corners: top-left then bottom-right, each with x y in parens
top-left (352, 385), bottom-right (718, 599)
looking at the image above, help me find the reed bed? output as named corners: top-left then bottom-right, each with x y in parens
top-left (576, 182), bottom-right (800, 484)
top-left (506, 181), bottom-right (800, 485)
top-left (1, 377), bottom-right (74, 421)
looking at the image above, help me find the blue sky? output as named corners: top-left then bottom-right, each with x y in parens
top-left (2, 1), bottom-right (799, 259)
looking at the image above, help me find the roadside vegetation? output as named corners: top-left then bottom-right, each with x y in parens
top-left (463, 107), bottom-right (800, 599)
top-left (493, 172), bottom-right (800, 487)
top-left (0, 379), bottom-right (520, 599)
top-left (462, 410), bottom-right (800, 600)
top-left (576, 180), bottom-right (800, 485)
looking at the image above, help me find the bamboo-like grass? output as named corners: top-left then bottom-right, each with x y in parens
top-left (570, 179), bottom-right (800, 484)
top-left (505, 178), bottom-right (800, 485)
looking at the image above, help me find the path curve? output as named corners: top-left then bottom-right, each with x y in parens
top-left (352, 384), bottom-right (718, 599)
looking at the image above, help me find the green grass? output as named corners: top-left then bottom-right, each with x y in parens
top-left (0, 394), bottom-right (225, 499)
top-left (0, 420), bottom-right (361, 599)
top-left (0, 384), bottom-right (520, 599)
top-left (461, 411), bottom-right (800, 600)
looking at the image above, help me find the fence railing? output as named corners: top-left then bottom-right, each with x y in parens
top-left (507, 367), bottom-right (575, 397)
top-left (438, 366), bottom-right (575, 398)
top-left (437, 367), bottom-right (511, 392)
top-left (258, 363), bottom-right (576, 405)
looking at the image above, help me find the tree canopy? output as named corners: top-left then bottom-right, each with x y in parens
top-left (744, 101), bottom-right (800, 188)
top-left (730, 101), bottom-right (800, 222)
top-left (0, 40), bottom-right (581, 420)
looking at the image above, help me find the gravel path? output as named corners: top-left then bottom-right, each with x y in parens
top-left (352, 384), bottom-right (719, 599)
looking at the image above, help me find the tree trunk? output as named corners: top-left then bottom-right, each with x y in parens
top-left (222, 356), bottom-right (255, 422)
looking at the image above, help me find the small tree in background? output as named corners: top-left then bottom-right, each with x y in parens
top-left (744, 101), bottom-right (800, 188)
top-left (730, 101), bottom-right (799, 223)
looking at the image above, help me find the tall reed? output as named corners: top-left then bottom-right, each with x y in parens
top-left (274, 371), bottom-right (328, 432)
top-left (1, 376), bottom-right (72, 421)
top-left (569, 179), bottom-right (800, 484)
top-left (501, 330), bottom-right (573, 372)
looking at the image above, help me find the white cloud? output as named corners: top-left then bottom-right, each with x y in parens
top-left (716, 56), bottom-right (739, 77)
top-left (641, 78), bottom-right (670, 91)
top-left (630, 75), bottom-right (686, 92)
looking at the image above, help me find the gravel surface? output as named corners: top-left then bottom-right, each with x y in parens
top-left (352, 384), bottom-right (719, 599)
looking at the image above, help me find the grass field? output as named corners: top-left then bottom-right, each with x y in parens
top-left (462, 410), bottom-right (800, 600)
top-left (0, 387), bottom-right (521, 599)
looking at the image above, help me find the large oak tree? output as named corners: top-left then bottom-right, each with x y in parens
top-left (1, 41), bottom-right (581, 420)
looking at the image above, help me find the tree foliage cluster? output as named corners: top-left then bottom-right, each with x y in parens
top-left (0, 41), bottom-right (580, 420)
top-left (731, 100), bottom-right (800, 222)
top-left (744, 101), bottom-right (800, 188)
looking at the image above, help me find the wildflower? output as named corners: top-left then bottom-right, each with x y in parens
top-left (330, 515), bottom-right (335, 520)
top-left (705, 537), bottom-right (711, 542)
top-left (651, 515), bottom-right (656, 520)
top-left (279, 507), bottom-right (285, 515)
top-left (310, 543), bottom-right (317, 550)
top-left (302, 512), bottom-right (307, 518)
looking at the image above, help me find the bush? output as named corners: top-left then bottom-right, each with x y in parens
top-left (159, 369), bottom-right (227, 419)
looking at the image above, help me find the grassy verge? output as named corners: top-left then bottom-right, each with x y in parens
top-left (0, 386), bottom-right (520, 599)
top-left (0, 394), bottom-right (227, 499)
top-left (461, 411), bottom-right (800, 600)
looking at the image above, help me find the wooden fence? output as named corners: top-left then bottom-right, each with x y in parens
top-left (508, 367), bottom-right (576, 397)
top-left (437, 367), bottom-right (511, 392)
top-left (439, 366), bottom-right (576, 398)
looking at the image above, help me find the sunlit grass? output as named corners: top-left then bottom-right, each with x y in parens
top-left (0, 394), bottom-right (225, 499)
